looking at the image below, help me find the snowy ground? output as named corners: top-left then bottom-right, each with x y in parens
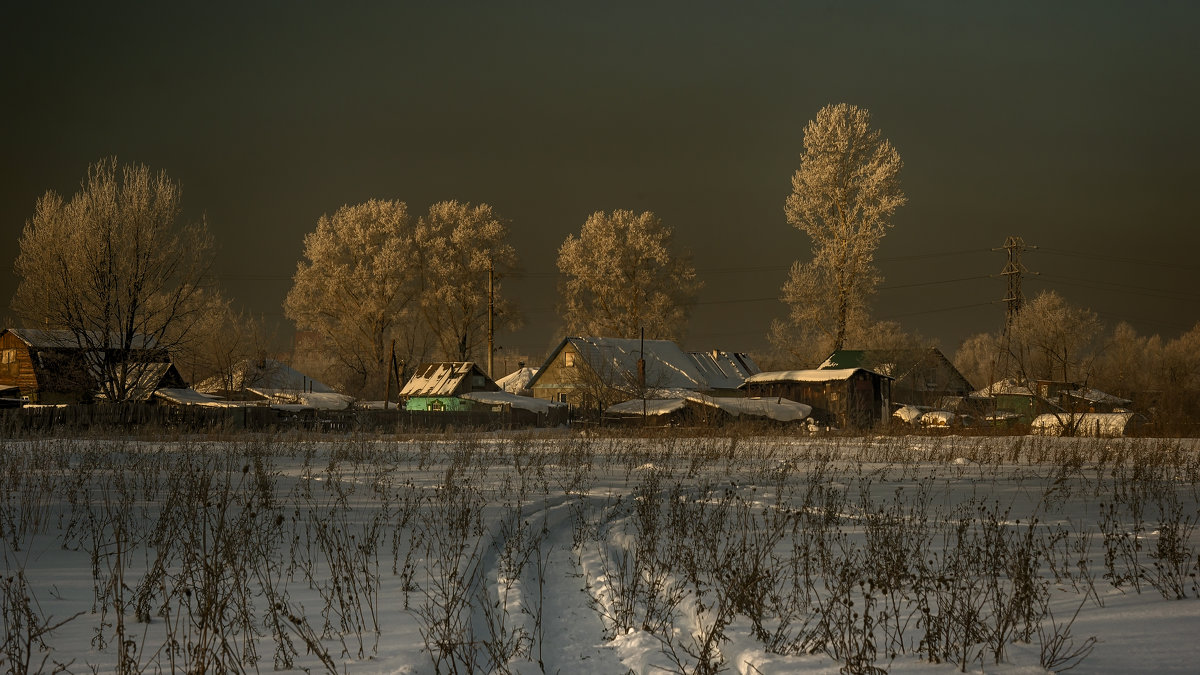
top-left (2, 431), bottom-right (1198, 674)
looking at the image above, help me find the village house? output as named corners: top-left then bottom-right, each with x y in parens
top-left (0, 328), bottom-right (185, 404)
top-left (400, 362), bottom-right (499, 411)
top-left (820, 348), bottom-right (974, 409)
top-left (526, 337), bottom-right (760, 417)
top-left (741, 368), bottom-right (892, 429)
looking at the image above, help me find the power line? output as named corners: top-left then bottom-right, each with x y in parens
top-left (1040, 247), bottom-right (1200, 273)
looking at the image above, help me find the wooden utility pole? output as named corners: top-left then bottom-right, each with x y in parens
top-left (384, 338), bottom-right (396, 410)
top-left (487, 258), bottom-right (495, 378)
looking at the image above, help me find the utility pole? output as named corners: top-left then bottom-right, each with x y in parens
top-left (487, 257), bottom-right (495, 378)
top-left (995, 236), bottom-right (1036, 331)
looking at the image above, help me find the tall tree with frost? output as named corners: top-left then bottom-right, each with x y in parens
top-left (773, 103), bottom-right (905, 357)
top-left (284, 200), bottom-right (425, 397)
top-left (416, 200), bottom-right (519, 362)
top-left (557, 209), bottom-right (700, 341)
top-left (11, 157), bottom-right (214, 401)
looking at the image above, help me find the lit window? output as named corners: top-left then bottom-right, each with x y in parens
top-left (564, 352), bottom-right (575, 367)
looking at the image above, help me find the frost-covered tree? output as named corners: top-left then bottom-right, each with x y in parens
top-left (284, 200), bottom-right (427, 397)
top-left (1007, 290), bottom-right (1101, 384)
top-left (416, 200), bottom-right (519, 362)
top-left (557, 209), bottom-right (700, 341)
top-left (772, 103), bottom-right (905, 356)
top-left (1090, 322), bottom-right (1162, 400)
top-left (953, 290), bottom-right (1101, 389)
top-left (11, 158), bottom-right (214, 401)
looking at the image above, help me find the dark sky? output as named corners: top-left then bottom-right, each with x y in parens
top-left (4, 1), bottom-right (1198, 364)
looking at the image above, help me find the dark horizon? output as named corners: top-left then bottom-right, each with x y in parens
top-left (4, 2), bottom-right (1198, 366)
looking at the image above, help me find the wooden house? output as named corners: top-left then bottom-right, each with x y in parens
top-left (526, 337), bottom-right (760, 417)
top-left (0, 328), bottom-right (185, 404)
top-left (741, 368), bottom-right (892, 429)
top-left (400, 362), bottom-right (499, 411)
top-left (820, 348), bottom-right (973, 408)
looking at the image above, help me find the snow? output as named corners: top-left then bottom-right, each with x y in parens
top-left (606, 397), bottom-right (690, 416)
top-left (152, 387), bottom-right (235, 406)
top-left (743, 367), bottom-right (877, 384)
top-left (399, 362), bottom-right (490, 397)
top-left (460, 390), bottom-right (567, 414)
top-left (2, 434), bottom-right (1198, 674)
top-left (607, 394), bottom-right (814, 422)
top-left (496, 366), bottom-right (538, 393)
top-left (263, 389), bottom-right (355, 410)
top-left (977, 378), bottom-right (1035, 397)
top-left (1031, 412), bottom-right (1140, 437)
top-left (893, 404), bottom-right (924, 424)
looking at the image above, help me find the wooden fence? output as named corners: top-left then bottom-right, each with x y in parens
top-left (0, 403), bottom-right (568, 436)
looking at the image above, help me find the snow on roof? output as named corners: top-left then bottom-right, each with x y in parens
top-left (743, 368), bottom-right (881, 385)
top-left (687, 350), bottom-right (760, 389)
top-left (606, 393), bottom-right (812, 422)
top-left (400, 362), bottom-right (494, 398)
top-left (560, 337), bottom-right (709, 391)
top-left (919, 411), bottom-right (956, 427)
top-left (1064, 388), bottom-right (1132, 406)
top-left (495, 366), bottom-right (537, 393)
top-left (460, 390), bottom-right (566, 414)
top-left (195, 359), bottom-right (334, 394)
top-left (266, 390), bottom-right (354, 411)
top-left (152, 387), bottom-right (225, 406)
top-left (606, 398), bottom-right (690, 416)
top-left (975, 378), bottom-right (1034, 397)
top-left (1031, 412), bottom-right (1141, 437)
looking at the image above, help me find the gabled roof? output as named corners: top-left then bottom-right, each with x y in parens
top-left (195, 358), bottom-right (335, 394)
top-left (400, 362), bottom-right (496, 398)
top-left (496, 366), bottom-right (537, 393)
top-left (535, 337), bottom-right (708, 391)
top-left (5, 328), bottom-right (162, 351)
top-left (820, 348), bottom-right (971, 390)
top-left (531, 337), bottom-right (759, 393)
top-left (687, 350), bottom-right (760, 390)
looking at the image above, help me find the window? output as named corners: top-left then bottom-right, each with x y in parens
top-left (564, 352), bottom-right (575, 367)
top-left (0, 349), bottom-right (13, 364)
top-left (558, 393), bottom-right (568, 403)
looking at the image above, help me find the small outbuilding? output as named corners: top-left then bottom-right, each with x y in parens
top-left (741, 368), bottom-right (892, 429)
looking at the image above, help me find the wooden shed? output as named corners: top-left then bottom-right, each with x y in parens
top-left (741, 368), bottom-right (892, 429)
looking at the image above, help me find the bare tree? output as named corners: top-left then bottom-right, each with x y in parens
top-left (416, 200), bottom-right (519, 362)
top-left (557, 209), bottom-right (700, 341)
top-left (772, 103), bottom-right (905, 355)
top-left (284, 199), bottom-right (427, 397)
top-left (11, 158), bottom-right (214, 401)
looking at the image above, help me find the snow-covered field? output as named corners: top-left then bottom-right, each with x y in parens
top-left (2, 432), bottom-right (1198, 674)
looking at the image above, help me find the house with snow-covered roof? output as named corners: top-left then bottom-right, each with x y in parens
top-left (741, 368), bottom-right (892, 429)
top-left (400, 362), bottom-right (499, 411)
top-left (526, 337), bottom-right (761, 417)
